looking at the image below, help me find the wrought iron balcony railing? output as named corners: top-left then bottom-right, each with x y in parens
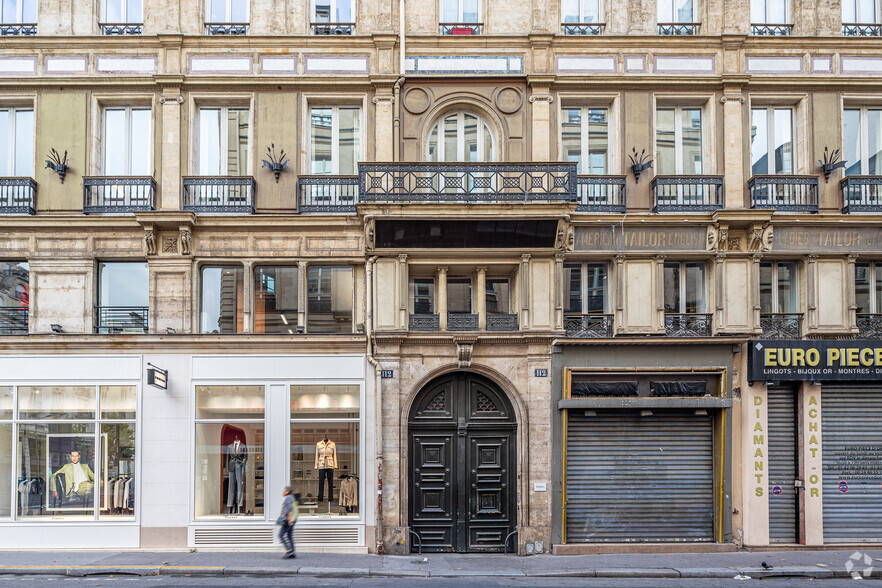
top-left (857, 314), bottom-right (882, 338)
top-left (99, 23), bottom-right (143, 35)
top-left (843, 23), bottom-right (882, 36)
top-left (298, 175), bottom-right (358, 212)
top-left (760, 313), bottom-right (803, 339)
top-left (311, 22), bottom-right (354, 34)
top-left (83, 177), bottom-right (155, 213)
top-left (409, 313), bottom-right (440, 331)
top-left (658, 23), bottom-right (700, 35)
top-left (0, 307), bottom-right (28, 335)
top-left (749, 175), bottom-right (819, 212)
top-left (95, 306), bottom-right (148, 334)
top-left (652, 175), bottom-right (723, 212)
top-left (182, 177), bottom-right (255, 213)
top-left (487, 313), bottom-right (518, 331)
top-left (576, 175), bottom-right (626, 212)
top-left (448, 313), bottom-right (479, 331)
top-left (564, 314), bottom-right (613, 338)
top-left (841, 176), bottom-right (882, 213)
top-left (0, 23), bottom-right (36, 36)
top-left (0, 177), bottom-right (36, 214)
top-left (359, 162), bottom-right (577, 203)
top-left (665, 313), bottom-right (712, 337)
top-left (205, 22), bottom-right (249, 35)
top-left (439, 23), bottom-right (482, 35)
top-left (561, 22), bottom-right (605, 35)
top-left (751, 23), bottom-right (793, 35)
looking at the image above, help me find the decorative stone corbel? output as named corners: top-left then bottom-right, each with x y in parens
top-left (179, 227), bottom-right (191, 255)
top-left (720, 94), bottom-right (745, 104)
top-left (372, 95), bottom-right (395, 105)
top-left (456, 341), bottom-right (474, 367)
top-left (748, 223), bottom-right (773, 252)
top-left (144, 228), bottom-right (157, 256)
top-left (528, 94), bottom-right (554, 104)
top-left (365, 218), bottom-right (376, 249)
top-left (706, 225), bottom-right (719, 252)
top-left (159, 95), bottom-right (184, 105)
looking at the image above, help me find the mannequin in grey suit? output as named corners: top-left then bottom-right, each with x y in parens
top-left (225, 436), bottom-right (247, 514)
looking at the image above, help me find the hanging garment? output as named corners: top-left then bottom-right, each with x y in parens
top-left (340, 476), bottom-right (358, 508)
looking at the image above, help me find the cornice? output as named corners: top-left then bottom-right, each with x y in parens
top-left (0, 334), bottom-right (368, 353)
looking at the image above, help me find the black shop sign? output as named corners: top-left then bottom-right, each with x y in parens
top-left (748, 340), bottom-right (882, 382)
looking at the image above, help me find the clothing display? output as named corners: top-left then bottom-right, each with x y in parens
top-left (105, 476), bottom-right (134, 514)
top-left (315, 439), bottom-right (337, 469)
top-left (339, 475), bottom-right (358, 511)
top-left (50, 462), bottom-right (94, 497)
top-left (225, 439), bottom-right (248, 511)
top-left (317, 468), bottom-right (334, 503)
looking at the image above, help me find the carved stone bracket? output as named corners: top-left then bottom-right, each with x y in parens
top-left (365, 218), bottom-right (376, 249)
top-left (455, 339), bottom-right (476, 368)
top-left (529, 94), bottom-right (554, 104)
top-left (748, 223), bottom-right (773, 252)
top-left (179, 227), bottom-right (191, 256)
top-left (372, 95), bottom-right (395, 105)
top-left (720, 94), bottom-right (745, 104)
top-left (159, 95), bottom-right (184, 105)
top-left (144, 228), bottom-right (157, 256)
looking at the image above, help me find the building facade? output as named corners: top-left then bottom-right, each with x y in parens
top-left (0, 0), bottom-right (881, 554)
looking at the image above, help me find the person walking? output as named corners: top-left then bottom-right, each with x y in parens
top-left (277, 486), bottom-right (299, 558)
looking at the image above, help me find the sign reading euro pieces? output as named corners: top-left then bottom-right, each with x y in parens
top-left (574, 226), bottom-right (708, 252)
top-left (748, 340), bottom-right (882, 382)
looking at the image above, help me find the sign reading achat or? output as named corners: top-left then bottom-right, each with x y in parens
top-left (749, 340), bottom-right (882, 382)
top-left (147, 364), bottom-right (168, 390)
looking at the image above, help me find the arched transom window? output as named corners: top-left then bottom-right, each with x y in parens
top-left (426, 112), bottom-right (495, 162)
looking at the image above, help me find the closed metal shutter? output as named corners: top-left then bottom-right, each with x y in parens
top-left (565, 410), bottom-right (714, 542)
top-left (768, 386), bottom-right (798, 543)
top-left (822, 386), bottom-right (882, 543)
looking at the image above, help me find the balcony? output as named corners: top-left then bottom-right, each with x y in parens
top-left (204, 23), bottom-right (249, 35)
top-left (857, 314), bottom-right (882, 338)
top-left (658, 23), bottom-right (699, 35)
top-left (359, 162), bottom-right (576, 203)
top-left (760, 313), bottom-right (803, 339)
top-left (576, 175), bottom-right (626, 212)
top-left (0, 307), bottom-right (27, 335)
top-left (751, 23), bottom-right (792, 35)
top-left (448, 313), bottom-right (478, 331)
top-left (843, 23), bottom-right (882, 36)
top-left (652, 176), bottom-right (723, 212)
top-left (83, 177), bottom-right (155, 213)
top-left (409, 314), bottom-right (440, 331)
top-left (0, 24), bottom-right (36, 36)
top-left (564, 314), bottom-right (613, 338)
top-left (665, 313), bottom-right (712, 337)
top-left (99, 23), bottom-right (143, 35)
top-left (561, 22), bottom-right (604, 35)
top-left (0, 177), bottom-right (36, 214)
top-left (298, 175), bottom-right (358, 212)
top-left (311, 22), bottom-right (354, 34)
top-left (841, 176), bottom-right (882, 213)
top-left (439, 23), bottom-right (482, 35)
top-left (749, 175), bottom-right (819, 212)
top-left (487, 313), bottom-right (518, 331)
top-left (95, 306), bottom-right (148, 334)
top-left (182, 177), bottom-right (255, 213)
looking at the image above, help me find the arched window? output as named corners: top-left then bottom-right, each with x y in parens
top-left (426, 112), bottom-right (495, 162)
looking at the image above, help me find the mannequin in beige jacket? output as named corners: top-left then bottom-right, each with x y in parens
top-left (315, 435), bottom-right (337, 502)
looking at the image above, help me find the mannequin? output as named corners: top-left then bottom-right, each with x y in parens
top-left (226, 435), bottom-right (248, 514)
top-left (315, 434), bottom-right (337, 503)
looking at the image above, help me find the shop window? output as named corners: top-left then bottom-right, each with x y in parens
top-left (759, 261), bottom-right (799, 313)
top-left (409, 277), bottom-right (436, 314)
top-left (200, 266), bottom-right (244, 334)
top-left (656, 107), bottom-right (703, 175)
top-left (751, 108), bottom-right (794, 175)
top-left (843, 108), bottom-right (882, 176)
top-left (290, 385), bottom-right (360, 518)
top-left (855, 262), bottom-right (882, 314)
top-left (102, 107), bottom-right (151, 176)
top-left (194, 385), bottom-right (265, 519)
top-left (196, 106), bottom-right (250, 176)
top-left (0, 261), bottom-right (28, 335)
top-left (0, 108), bottom-right (34, 177)
top-left (310, 106), bottom-right (361, 175)
top-left (306, 266), bottom-right (353, 334)
top-left (564, 263), bottom-right (608, 314)
top-left (97, 262), bottom-right (149, 334)
top-left (561, 107), bottom-right (609, 174)
top-left (254, 266), bottom-right (298, 334)
top-left (570, 381), bottom-right (638, 397)
top-left (11, 385), bottom-right (136, 520)
top-left (426, 112), bottom-right (495, 162)
top-left (485, 279), bottom-right (510, 315)
top-left (663, 261), bottom-right (707, 313)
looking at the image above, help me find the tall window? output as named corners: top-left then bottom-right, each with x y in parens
top-left (1, 0), bottom-right (36, 24)
top-left (307, 266), bottom-right (353, 334)
top-left (314, 0), bottom-right (351, 23)
top-left (562, 0), bottom-right (602, 23)
top-left (201, 266), bottom-right (244, 334)
top-left (664, 261), bottom-right (706, 313)
top-left (485, 279), bottom-right (510, 315)
top-left (103, 108), bottom-right (150, 176)
top-left (253, 266), bottom-right (298, 334)
top-left (843, 0), bottom-right (877, 23)
top-left (197, 107), bottom-right (250, 176)
top-left (96, 262), bottom-right (149, 334)
top-left (310, 107), bottom-right (361, 175)
top-left (0, 108), bottom-right (34, 177)
top-left (206, 0), bottom-right (248, 23)
top-left (409, 278), bottom-right (436, 315)
top-left (427, 112), bottom-right (494, 162)
top-left (856, 262), bottom-right (882, 314)
top-left (657, 0), bottom-right (695, 23)
top-left (656, 107), bottom-right (702, 175)
top-left (103, 0), bottom-right (142, 23)
top-left (844, 108), bottom-right (882, 176)
top-left (759, 261), bottom-right (798, 313)
top-left (441, 0), bottom-right (479, 23)
top-left (564, 263), bottom-right (608, 314)
top-left (751, 0), bottom-right (788, 23)
top-left (561, 107), bottom-right (608, 174)
top-left (0, 261), bottom-right (28, 335)
top-left (448, 278), bottom-right (472, 314)
top-left (751, 107), bottom-right (794, 175)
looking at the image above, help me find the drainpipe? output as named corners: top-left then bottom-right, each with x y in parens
top-left (365, 255), bottom-right (383, 553)
top-left (393, 0), bottom-right (405, 161)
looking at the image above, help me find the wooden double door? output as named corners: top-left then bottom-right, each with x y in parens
top-left (408, 373), bottom-right (517, 553)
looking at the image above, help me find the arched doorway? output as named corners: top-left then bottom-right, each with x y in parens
top-left (408, 372), bottom-right (516, 553)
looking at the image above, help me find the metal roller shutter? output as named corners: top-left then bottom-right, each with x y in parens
top-left (822, 386), bottom-right (882, 543)
top-left (565, 410), bottom-right (715, 543)
top-left (768, 387), bottom-right (798, 543)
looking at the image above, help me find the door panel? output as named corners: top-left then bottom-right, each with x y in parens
top-left (411, 433), bottom-right (454, 552)
top-left (468, 432), bottom-right (513, 551)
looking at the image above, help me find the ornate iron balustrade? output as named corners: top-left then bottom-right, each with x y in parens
top-left (751, 23), bottom-right (793, 35)
top-left (561, 22), bottom-right (605, 35)
top-left (204, 23), bottom-right (249, 35)
top-left (359, 162), bottom-right (577, 203)
top-left (857, 314), bottom-right (882, 338)
top-left (564, 314), bottom-right (613, 338)
top-left (760, 313), bottom-right (803, 339)
top-left (0, 307), bottom-right (28, 335)
top-left (487, 313), bottom-right (518, 331)
top-left (843, 23), bottom-right (882, 36)
top-left (0, 24), bottom-right (36, 35)
top-left (311, 22), bottom-right (354, 34)
top-left (651, 175), bottom-right (723, 212)
top-left (576, 175), bottom-right (626, 212)
top-left (409, 314), bottom-right (440, 331)
top-left (658, 23), bottom-right (700, 35)
top-left (439, 23), bottom-right (482, 35)
top-left (0, 177), bottom-right (36, 214)
top-left (298, 175), bottom-right (358, 212)
top-left (95, 306), bottom-right (148, 334)
top-left (665, 313), bottom-right (712, 337)
top-left (99, 23), bottom-right (143, 35)
top-left (841, 176), bottom-right (882, 213)
top-left (749, 175), bottom-right (819, 212)
top-left (83, 177), bottom-right (155, 213)
top-left (182, 177), bottom-right (255, 213)
top-left (448, 313), bottom-right (479, 331)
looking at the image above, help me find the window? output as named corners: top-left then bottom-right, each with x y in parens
top-left (751, 108), bottom-right (794, 175)
top-left (657, 0), bottom-right (695, 23)
top-left (448, 278), bottom-right (472, 314)
top-left (409, 278), bottom-right (435, 315)
top-left (9, 385), bottom-right (136, 520)
top-left (663, 262), bottom-right (707, 313)
top-left (843, 0), bottom-right (877, 23)
top-left (194, 385), bottom-right (265, 519)
top-left (441, 0), bottom-right (479, 23)
top-left (485, 279), bottom-right (510, 315)
top-left (97, 262), bottom-right (149, 334)
top-left (1, 0), bottom-right (36, 24)
top-left (656, 107), bottom-right (702, 175)
top-left (856, 262), bottom-right (882, 314)
top-left (426, 112), bottom-right (494, 162)
top-left (562, 0), bottom-right (602, 23)
top-left (314, 0), bottom-right (352, 23)
top-left (103, 0), bottom-right (142, 23)
top-left (759, 261), bottom-right (798, 313)
top-left (206, 0), bottom-right (248, 23)
top-left (103, 108), bottom-right (150, 176)
top-left (197, 106), bottom-right (250, 176)
top-left (290, 385), bottom-right (360, 517)
top-left (254, 266), bottom-right (298, 335)
top-left (0, 261), bottom-right (28, 335)
top-left (561, 107), bottom-right (609, 174)
top-left (310, 107), bottom-right (361, 175)
top-left (564, 263), bottom-right (608, 314)
top-left (0, 108), bottom-right (33, 177)
top-left (307, 266), bottom-right (353, 334)
top-left (844, 108), bottom-right (882, 176)
top-left (201, 266), bottom-right (244, 334)
top-left (751, 0), bottom-right (788, 23)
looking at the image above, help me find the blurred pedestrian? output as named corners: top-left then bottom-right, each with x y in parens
top-left (277, 486), bottom-right (299, 558)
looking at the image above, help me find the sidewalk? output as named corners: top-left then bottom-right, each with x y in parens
top-left (1, 548), bottom-right (881, 579)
